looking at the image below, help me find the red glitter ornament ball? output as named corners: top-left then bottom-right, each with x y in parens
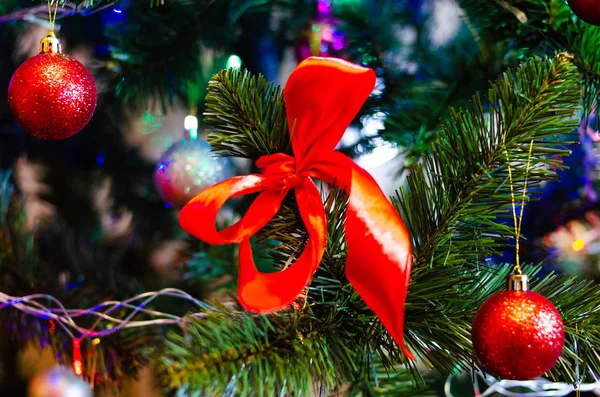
top-left (567, 0), bottom-right (600, 26)
top-left (471, 289), bottom-right (564, 380)
top-left (8, 51), bottom-right (97, 140)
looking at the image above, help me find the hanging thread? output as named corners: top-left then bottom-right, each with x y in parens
top-left (502, 133), bottom-right (535, 273)
top-left (47, 0), bottom-right (60, 33)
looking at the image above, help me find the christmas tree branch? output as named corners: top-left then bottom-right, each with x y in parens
top-left (102, 0), bottom-right (237, 110)
top-left (461, 0), bottom-right (600, 116)
top-left (534, 272), bottom-right (600, 382)
top-left (204, 67), bottom-right (291, 160)
top-left (387, 49), bottom-right (600, 384)
top-left (157, 310), bottom-right (338, 396)
top-left (156, 190), bottom-right (412, 395)
top-left (396, 53), bottom-right (580, 273)
top-left (392, 54), bottom-right (581, 376)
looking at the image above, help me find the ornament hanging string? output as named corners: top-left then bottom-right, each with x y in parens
top-left (502, 133), bottom-right (535, 273)
top-left (47, 0), bottom-right (60, 33)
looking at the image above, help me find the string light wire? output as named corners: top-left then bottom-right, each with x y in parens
top-left (444, 371), bottom-right (600, 397)
top-left (0, 289), bottom-right (212, 339)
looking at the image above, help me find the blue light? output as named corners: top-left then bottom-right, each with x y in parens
top-left (95, 153), bottom-right (106, 167)
top-left (101, 5), bottom-right (126, 25)
top-left (165, 203), bottom-right (172, 209)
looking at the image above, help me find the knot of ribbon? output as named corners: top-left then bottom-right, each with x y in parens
top-left (180, 57), bottom-right (414, 360)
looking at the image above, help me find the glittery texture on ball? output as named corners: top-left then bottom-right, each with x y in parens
top-left (8, 52), bottom-right (97, 140)
top-left (471, 290), bottom-right (564, 380)
top-left (28, 366), bottom-right (92, 397)
top-left (154, 138), bottom-right (235, 208)
top-left (567, 0), bottom-right (600, 26)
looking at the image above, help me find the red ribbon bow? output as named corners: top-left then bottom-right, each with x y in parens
top-left (180, 57), bottom-right (414, 360)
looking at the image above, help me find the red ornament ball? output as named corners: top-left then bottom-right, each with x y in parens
top-left (8, 52), bottom-right (97, 140)
top-left (471, 290), bottom-right (564, 380)
top-left (567, 0), bottom-right (600, 26)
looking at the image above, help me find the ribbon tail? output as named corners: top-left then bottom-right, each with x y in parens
top-left (345, 164), bottom-right (414, 360)
top-left (238, 177), bottom-right (327, 313)
top-left (313, 153), bottom-right (414, 360)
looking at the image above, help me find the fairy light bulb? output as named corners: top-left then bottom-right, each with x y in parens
top-left (72, 338), bottom-right (83, 376)
top-left (226, 55), bottom-right (242, 69)
top-left (572, 239), bottom-right (585, 252)
top-left (184, 115), bottom-right (198, 140)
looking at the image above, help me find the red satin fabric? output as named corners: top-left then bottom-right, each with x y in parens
top-left (179, 57), bottom-right (414, 360)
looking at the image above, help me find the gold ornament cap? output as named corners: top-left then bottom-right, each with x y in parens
top-left (39, 32), bottom-right (61, 54)
top-left (507, 272), bottom-right (529, 291)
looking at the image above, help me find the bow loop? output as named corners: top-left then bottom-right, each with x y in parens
top-left (284, 57), bottom-right (376, 167)
top-left (238, 177), bottom-right (327, 312)
top-left (179, 175), bottom-right (287, 245)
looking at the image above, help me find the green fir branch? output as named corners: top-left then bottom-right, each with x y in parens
top-left (460, 0), bottom-right (600, 118)
top-left (348, 359), bottom-right (438, 397)
top-left (204, 67), bottom-right (291, 160)
top-left (102, 0), bottom-right (235, 110)
top-left (392, 54), bottom-right (581, 376)
top-left (157, 309), bottom-right (338, 396)
top-left (533, 271), bottom-right (600, 382)
top-left (395, 53), bottom-right (580, 273)
top-left (156, 190), bottom-right (393, 395)
top-left (0, 171), bottom-right (13, 228)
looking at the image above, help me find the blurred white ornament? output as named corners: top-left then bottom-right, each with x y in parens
top-left (14, 156), bottom-right (56, 229)
top-left (154, 138), bottom-right (235, 209)
top-left (427, 0), bottom-right (463, 48)
top-left (357, 114), bottom-right (404, 197)
top-left (28, 366), bottom-right (92, 397)
top-left (151, 240), bottom-right (187, 283)
top-left (15, 23), bottom-right (52, 60)
top-left (93, 178), bottom-right (133, 241)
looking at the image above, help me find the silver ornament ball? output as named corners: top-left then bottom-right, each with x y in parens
top-left (154, 138), bottom-right (235, 208)
top-left (28, 366), bottom-right (92, 397)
